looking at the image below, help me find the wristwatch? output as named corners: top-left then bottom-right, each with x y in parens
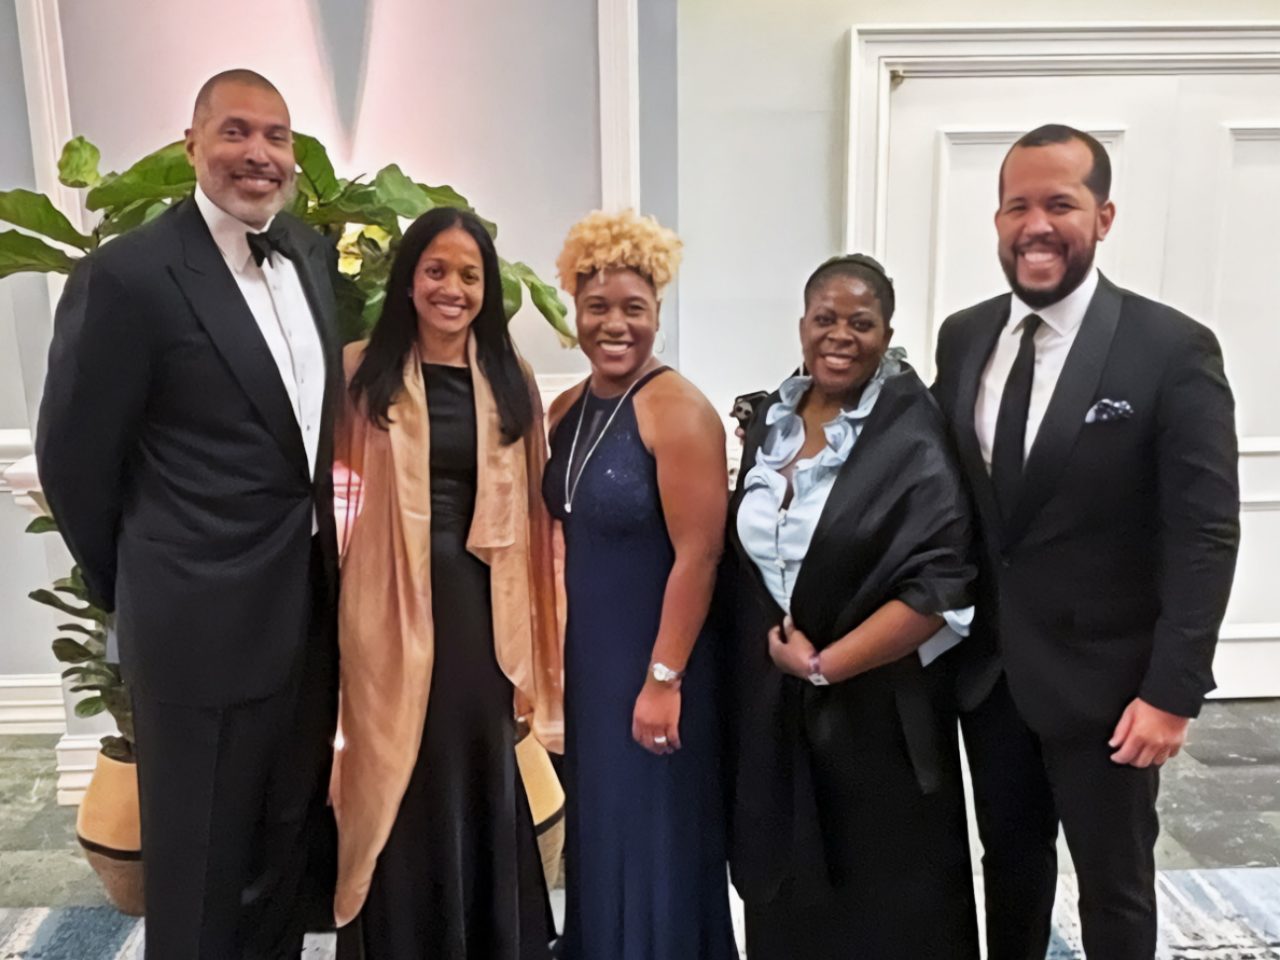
top-left (650, 662), bottom-right (684, 685)
top-left (806, 652), bottom-right (830, 687)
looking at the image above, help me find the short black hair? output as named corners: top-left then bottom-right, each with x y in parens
top-left (999, 124), bottom-right (1111, 203)
top-left (192, 69), bottom-right (284, 124)
top-left (802, 253), bottom-right (895, 323)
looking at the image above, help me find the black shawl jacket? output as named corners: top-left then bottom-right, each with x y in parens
top-left (721, 363), bottom-right (975, 900)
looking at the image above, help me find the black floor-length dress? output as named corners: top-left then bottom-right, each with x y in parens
top-left (338, 363), bottom-right (553, 960)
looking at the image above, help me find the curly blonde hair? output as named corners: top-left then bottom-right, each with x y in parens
top-left (555, 209), bottom-right (683, 299)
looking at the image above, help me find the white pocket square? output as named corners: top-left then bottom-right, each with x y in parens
top-left (1085, 398), bottom-right (1133, 424)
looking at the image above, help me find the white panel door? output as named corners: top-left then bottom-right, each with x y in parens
top-left (879, 70), bottom-right (1280, 697)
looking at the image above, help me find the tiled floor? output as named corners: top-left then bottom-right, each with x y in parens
top-left (1, 699), bottom-right (1278, 957)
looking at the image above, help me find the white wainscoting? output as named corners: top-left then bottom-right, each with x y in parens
top-left (1, 431), bottom-right (68, 734)
top-left (0, 673), bottom-right (64, 734)
top-left (54, 731), bottom-right (100, 805)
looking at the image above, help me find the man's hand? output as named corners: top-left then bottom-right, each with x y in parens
top-left (1108, 698), bottom-right (1190, 768)
top-left (768, 615), bottom-right (817, 679)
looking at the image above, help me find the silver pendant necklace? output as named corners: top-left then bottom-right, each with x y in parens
top-left (563, 373), bottom-right (645, 514)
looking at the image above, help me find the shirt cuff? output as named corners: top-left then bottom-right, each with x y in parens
top-left (917, 606), bottom-right (973, 667)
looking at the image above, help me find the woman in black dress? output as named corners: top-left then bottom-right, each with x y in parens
top-left (332, 208), bottom-right (564, 959)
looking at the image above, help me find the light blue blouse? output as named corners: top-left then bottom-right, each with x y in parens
top-left (736, 352), bottom-right (972, 667)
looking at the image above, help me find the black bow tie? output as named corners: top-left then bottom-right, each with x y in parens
top-left (246, 221), bottom-right (297, 267)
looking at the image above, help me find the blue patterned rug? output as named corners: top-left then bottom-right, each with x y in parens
top-left (0, 870), bottom-right (1276, 958)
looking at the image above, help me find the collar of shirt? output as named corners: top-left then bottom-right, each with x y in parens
top-left (193, 184), bottom-right (277, 274)
top-left (1007, 265), bottom-right (1099, 338)
top-left (754, 348), bottom-right (903, 480)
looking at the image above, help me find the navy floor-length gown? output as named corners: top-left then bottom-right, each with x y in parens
top-left (544, 368), bottom-right (737, 960)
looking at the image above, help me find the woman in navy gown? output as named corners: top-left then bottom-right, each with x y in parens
top-left (543, 210), bottom-right (737, 960)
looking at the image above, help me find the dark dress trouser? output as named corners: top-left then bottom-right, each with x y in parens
top-left (962, 677), bottom-right (1160, 960)
top-left (131, 537), bottom-right (338, 960)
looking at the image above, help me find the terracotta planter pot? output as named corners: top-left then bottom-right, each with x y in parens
top-left (76, 751), bottom-right (144, 916)
top-left (516, 734), bottom-right (566, 889)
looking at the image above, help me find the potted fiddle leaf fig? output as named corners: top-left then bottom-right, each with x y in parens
top-left (4, 133), bottom-right (572, 913)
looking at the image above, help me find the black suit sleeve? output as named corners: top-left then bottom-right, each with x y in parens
top-left (36, 256), bottom-right (152, 612)
top-left (1139, 323), bottom-right (1240, 717)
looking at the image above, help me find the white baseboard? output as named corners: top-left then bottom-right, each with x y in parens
top-left (55, 731), bottom-right (101, 806)
top-left (0, 673), bottom-right (66, 735)
top-left (1209, 626), bottom-right (1280, 699)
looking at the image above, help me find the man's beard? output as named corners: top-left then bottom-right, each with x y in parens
top-left (999, 241), bottom-right (1096, 309)
top-left (202, 168), bottom-right (297, 226)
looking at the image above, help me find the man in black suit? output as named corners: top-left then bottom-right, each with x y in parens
top-left (37, 70), bottom-right (340, 958)
top-left (932, 125), bottom-right (1240, 958)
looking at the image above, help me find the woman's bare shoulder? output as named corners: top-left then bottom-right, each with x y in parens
top-left (636, 369), bottom-right (725, 443)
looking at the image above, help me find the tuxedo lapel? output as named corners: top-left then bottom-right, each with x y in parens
top-left (953, 302), bottom-right (1007, 538)
top-left (169, 199), bottom-right (309, 477)
top-left (1006, 274), bottom-right (1123, 545)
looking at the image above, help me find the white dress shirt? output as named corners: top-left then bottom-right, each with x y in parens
top-left (975, 267), bottom-right (1099, 470)
top-left (193, 186), bottom-right (326, 480)
top-left (737, 354), bottom-right (971, 668)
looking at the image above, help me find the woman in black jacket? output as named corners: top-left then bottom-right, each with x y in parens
top-left (723, 254), bottom-right (979, 959)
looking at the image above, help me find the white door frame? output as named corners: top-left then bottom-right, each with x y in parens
top-left (843, 21), bottom-right (1280, 698)
top-left (845, 22), bottom-right (1280, 256)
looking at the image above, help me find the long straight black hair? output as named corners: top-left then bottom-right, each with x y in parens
top-left (348, 207), bottom-right (533, 444)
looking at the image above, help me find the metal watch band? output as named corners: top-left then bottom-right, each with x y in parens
top-left (650, 662), bottom-right (684, 684)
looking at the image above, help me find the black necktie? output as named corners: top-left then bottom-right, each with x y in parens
top-left (246, 221), bottom-right (297, 267)
top-left (991, 314), bottom-right (1042, 525)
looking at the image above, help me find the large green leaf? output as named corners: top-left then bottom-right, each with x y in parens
top-left (57, 622), bottom-right (102, 638)
top-left (294, 133), bottom-right (341, 203)
top-left (58, 136), bottom-right (102, 188)
top-left (74, 696), bottom-right (107, 719)
top-left (0, 230), bottom-right (78, 278)
top-left (85, 142), bottom-right (195, 212)
top-left (310, 182), bottom-right (400, 233)
top-left (498, 259), bottom-right (524, 320)
top-left (0, 189), bottom-right (92, 249)
top-left (25, 516), bottom-right (58, 534)
top-left (415, 182), bottom-right (497, 237)
top-left (28, 587), bottom-right (107, 623)
top-left (51, 637), bottom-right (94, 664)
top-left (508, 262), bottom-right (574, 345)
top-left (99, 198), bottom-right (169, 239)
top-left (418, 182), bottom-right (470, 209)
top-left (371, 165), bottom-right (431, 219)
